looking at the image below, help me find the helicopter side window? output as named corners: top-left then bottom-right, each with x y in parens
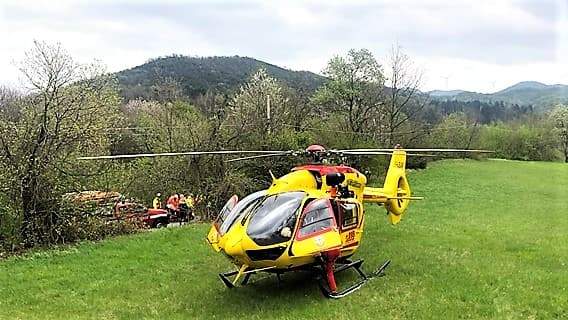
top-left (215, 195), bottom-right (238, 230)
top-left (296, 199), bottom-right (336, 240)
top-left (339, 202), bottom-right (358, 230)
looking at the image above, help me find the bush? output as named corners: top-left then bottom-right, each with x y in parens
top-left (479, 122), bottom-right (560, 161)
top-left (54, 200), bottom-right (141, 244)
top-left (0, 198), bottom-right (142, 257)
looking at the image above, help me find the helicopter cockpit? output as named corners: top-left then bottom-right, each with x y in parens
top-left (215, 190), bottom-right (344, 249)
top-left (246, 191), bottom-right (305, 246)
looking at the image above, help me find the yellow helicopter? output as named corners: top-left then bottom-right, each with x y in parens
top-left (81, 144), bottom-right (490, 298)
top-left (205, 144), bottom-right (488, 298)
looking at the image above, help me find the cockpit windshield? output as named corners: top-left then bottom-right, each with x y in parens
top-left (219, 190), bottom-right (266, 235)
top-left (246, 191), bottom-right (305, 246)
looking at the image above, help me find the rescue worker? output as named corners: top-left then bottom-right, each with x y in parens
top-left (152, 192), bottom-right (162, 209)
top-left (187, 193), bottom-right (196, 221)
top-left (178, 194), bottom-right (189, 223)
top-left (166, 193), bottom-right (180, 217)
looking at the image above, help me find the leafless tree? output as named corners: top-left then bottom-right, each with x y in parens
top-left (0, 41), bottom-right (120, 245)
top-left (383, 46), bottom-right (427, 146)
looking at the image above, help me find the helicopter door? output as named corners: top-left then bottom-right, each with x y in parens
top-left (292, 199), bottom-right (342, 257)
top-left (336, 201), bottom-right (361, 248)
top-left (207, 195), bottom-right (238, 252)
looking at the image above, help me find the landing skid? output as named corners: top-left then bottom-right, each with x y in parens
top-left (217, 259), bottom-right (391, 299)
top-left (219, 270), bottom-right (238, 289)
top-left (318, 259), bottom-right (391, 299)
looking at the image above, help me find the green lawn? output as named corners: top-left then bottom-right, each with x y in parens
top-left (1, 160), bottom-right (567, 319)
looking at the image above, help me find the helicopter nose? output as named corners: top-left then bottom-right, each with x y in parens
top-left (224, 236), bottom-right (244, 257)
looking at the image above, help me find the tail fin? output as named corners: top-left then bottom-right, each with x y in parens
top-left (362, 149), bottom-right (421, 224)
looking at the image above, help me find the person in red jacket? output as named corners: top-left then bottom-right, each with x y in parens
top-left (166, 193), bottom-right (180, 217)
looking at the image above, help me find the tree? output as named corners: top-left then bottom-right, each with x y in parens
top-left (383, 46), bottom-right (427, 146)
top-left (223, 69), bottom-right (290, 147)
top-left (551, 105), bottom-right (568, 162)
top-left (428, 113), bottom-right (475, 148)
top-left (313, 49), bottom-right (385, 136)
top-left (0, 41), bottom-right (120, 246)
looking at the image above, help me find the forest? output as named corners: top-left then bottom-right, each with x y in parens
top-left (1, 41), bottom-right (567, 254)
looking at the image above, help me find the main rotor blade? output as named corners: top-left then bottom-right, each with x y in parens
top-left (225, 152), bottom-right (293, 163)
top-left (340, 151), bottom-right (439, 157)
top-left (387, 196), bottom-right (425, 200)
top-left (338, 148), bottom-right (493, 153)
top-left (78, 150), bottom-right (287, 160)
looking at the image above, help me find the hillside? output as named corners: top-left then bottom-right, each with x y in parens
top-left (428, 89), bottom-right (466, 97)
top-left (117, 55), bottom-right (568, 111)
top-left (117, 55), bottom-right (567, 111)
top-left (1, 160), bottom-right (566, 319)
top-left (429, 81), bottom-right (568, 111)
top-left (116, 55), bottom-right (327, 100)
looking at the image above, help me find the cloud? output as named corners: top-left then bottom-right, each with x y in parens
top-left (0, 0), bottom-right (565, 92)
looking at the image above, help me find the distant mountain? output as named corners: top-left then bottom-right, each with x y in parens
top-left (496, 81), bottom-right (548, 93)
top-left (116, 55), bottom-right (326, 100)
top-left (429, 81), bottom-right (568, 111)
top-left (428, 89), bottom-right (467, 97)
top-left (117, 55), bottom-right (567, 111)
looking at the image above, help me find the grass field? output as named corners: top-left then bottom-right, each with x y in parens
top-left (0, 159), bottom-right (567, 319)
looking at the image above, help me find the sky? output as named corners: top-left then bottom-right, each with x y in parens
top-left (0, 0), bottom-right (567, 93)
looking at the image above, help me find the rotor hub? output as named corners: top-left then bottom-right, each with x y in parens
top-left (306, 144), bottom-right (326, 153)
top-left (305, 145), bottom-right (327, 163)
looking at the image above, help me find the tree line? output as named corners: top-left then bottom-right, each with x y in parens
top-left (1, 42), bottom-right (567, 254)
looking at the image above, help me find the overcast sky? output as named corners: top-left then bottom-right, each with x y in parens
top-left (0, 0), bottom-right (566, 93)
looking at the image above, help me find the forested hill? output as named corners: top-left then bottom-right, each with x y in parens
top-left (116, 55), bottom-right (326, 100)
top-left (117, 55), bottom-right (567, 111)
top-left (429, 81), bottom-right (568, 111)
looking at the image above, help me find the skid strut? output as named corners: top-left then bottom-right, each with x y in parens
top-left (318, 258), bottom-right (391, 299)
top-left (219, 265), bottom-right (276, 288)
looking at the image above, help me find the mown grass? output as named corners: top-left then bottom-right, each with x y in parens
top-left (0, 159), bottom-right (566, 319)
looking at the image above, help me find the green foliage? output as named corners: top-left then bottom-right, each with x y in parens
top-left (429, 99), bottom-right (534, 123)
top-left (479, 121), bottom-right (560, 161)
top-left (0, 198), bottom-right (139, 255)
top-left (428, 113), bottom-right (477, 148)
top-left (313, 49), bottom-right (385, 134)
top-left (550, 104), bottom-right (568, 162)
top-left (40, 200), bottom-right (139, 245)
top-left (224, 68), bottom-right (292, 146)
top-left (115, 100), bottom-right (220, 216)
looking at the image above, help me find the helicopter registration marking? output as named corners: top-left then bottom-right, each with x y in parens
top-left (346, 180), bottom-right (362, 188)
top-left (345, 230), bottom-right (356, 243)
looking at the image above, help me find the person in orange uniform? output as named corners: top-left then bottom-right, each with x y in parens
top-left (166, 193), bottom-right (180, 217)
